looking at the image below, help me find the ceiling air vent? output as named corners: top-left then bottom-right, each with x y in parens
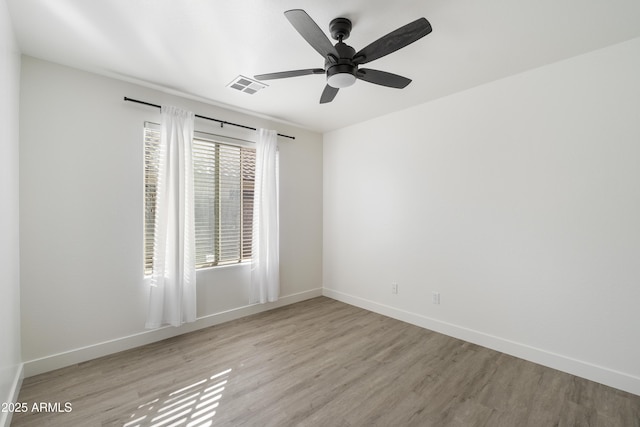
top-left (227, 75), bottom-right (267, 94)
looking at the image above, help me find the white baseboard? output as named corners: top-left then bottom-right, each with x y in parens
top-left (323, 287), bottom-right (640, 397)
top-left (23, 288), bottom-right (322, 378)
top-left (0, 363), bottom-right (24, 427)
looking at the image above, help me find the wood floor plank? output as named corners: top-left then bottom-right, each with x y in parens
top-left (11, 297), bottom-right (640, 426)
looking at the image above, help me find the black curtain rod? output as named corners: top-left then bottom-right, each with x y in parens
top-left (124, 97), bottom-right (295, 140)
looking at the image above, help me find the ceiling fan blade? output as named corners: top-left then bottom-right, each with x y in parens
top-left (320, 84), bottom-right (339, 104)
top-left (255, 69), bottom-right (325, 81)
top-left (356, 69), bottom-right (411, 88)
top-left (285, 9), bottom-right (339, 59)
top-left (353, 18), bottom-right (432, 65)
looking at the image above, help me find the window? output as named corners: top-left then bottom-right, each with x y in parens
top-left (144, 125), bottom-right (255, 275)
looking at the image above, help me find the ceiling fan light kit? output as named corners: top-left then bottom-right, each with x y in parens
top-left (255, 9), bottom-right (432, 103)
top-left (327, 64), bottom-right (357, 88)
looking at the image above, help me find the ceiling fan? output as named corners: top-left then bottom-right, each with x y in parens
top-left (254, 9), bottom-right (432, 104)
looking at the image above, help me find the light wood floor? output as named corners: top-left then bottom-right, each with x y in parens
top-left (12, 297), bottom-right (640, 426)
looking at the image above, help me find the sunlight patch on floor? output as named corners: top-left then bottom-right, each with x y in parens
top-left (123, 368), bottom-right (232, 427)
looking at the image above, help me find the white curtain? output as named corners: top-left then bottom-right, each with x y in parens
top-left (146, 105), bottom-right (197, 329)
top-left (251, 128), bottom-right (280, 303)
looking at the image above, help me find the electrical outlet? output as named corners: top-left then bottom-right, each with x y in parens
top-left (432, 292), bottom-right (440, 305)
top-left (391, 283), bottom-right (398, 294)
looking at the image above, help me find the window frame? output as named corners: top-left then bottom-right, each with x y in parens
top-left (143, 123), bottom-right (256, 275)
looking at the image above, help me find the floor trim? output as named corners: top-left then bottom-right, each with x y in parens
top-left (323, 287), bottom-right (640, 397)
top-left (23, 288), bottom-right (322, 378)
top-left (0, 363), bottom-right (24, 427)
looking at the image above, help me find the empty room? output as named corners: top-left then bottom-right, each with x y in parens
top-left (1, 0), bottom-right (639, 426)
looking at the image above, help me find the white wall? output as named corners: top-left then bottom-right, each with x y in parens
top-left (19, 56), bottom-right (323, 375)
top-left (0, 0), bottom-right (22, 424)
top-left (324, 37), bottom-right (640, 395)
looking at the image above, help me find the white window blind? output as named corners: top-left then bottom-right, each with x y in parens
top-left (144, 126), bottom-right (255, 275)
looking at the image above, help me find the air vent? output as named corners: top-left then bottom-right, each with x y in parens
top-left (227, 75), bottom-right (267, 95)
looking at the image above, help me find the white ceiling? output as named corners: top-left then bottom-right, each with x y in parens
top-left (7, 0), bottom-right (640, 133)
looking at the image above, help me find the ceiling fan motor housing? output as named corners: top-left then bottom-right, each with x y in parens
top-left (326, 41), bottom-right (357, 88)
